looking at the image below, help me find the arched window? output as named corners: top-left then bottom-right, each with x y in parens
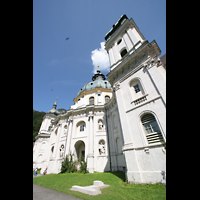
top-left (89, 97), bottom-right (94, 105)
top-left (38, 154), bottom-right (43, 162)
top-left (41, 141), bottom-right (46, 150)
top-left (130, 78), bottom-right (144, 96)
top-left (76, 121), bottom-right (86, 134)
top-left (105, 95), bottom-right (110, 104)
top-left (130, 78), bottom-right (146, 104)
top-left (120, 48), bottom-right (128, 58)
top-left (141, 113), bottom-right (164, 144)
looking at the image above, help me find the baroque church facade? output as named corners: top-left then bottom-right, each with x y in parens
top-left (33, 15), bottom-right (166, 184)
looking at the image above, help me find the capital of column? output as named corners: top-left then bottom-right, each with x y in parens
top-left (88, 112), bottom-right (94, 120)
top-left (68, 116), bottom-right (73, 123)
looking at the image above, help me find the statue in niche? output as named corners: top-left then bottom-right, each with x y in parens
top-left (99, 140), bottom-right (105, 155)
top-left (48, 125), bottom-right (52, 131)
top-left (98, 120), bottom-right (103, 130)
top-left (63, 125), bottom-right (68, 135)
top-left (59, 144), bottom-right (64, 158)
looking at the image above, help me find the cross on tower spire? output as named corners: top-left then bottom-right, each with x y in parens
top-left (97, 66), bottom-right (100, 73)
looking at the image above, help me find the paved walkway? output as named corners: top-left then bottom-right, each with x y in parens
top-left (33, 174), bottom-right (43, 178)
top-left (33, 184), bottom-right (83, 200)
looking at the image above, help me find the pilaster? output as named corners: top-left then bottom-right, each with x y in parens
top-left (87, 112), bottom-right (94, 173)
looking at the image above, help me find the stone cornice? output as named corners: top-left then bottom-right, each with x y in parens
top-left (106, 40), bottom-right (149, 86)
top-left (106, 40), bottom-right (161, 86)
top-left (58, 104), bottom-right (106, 121)
top-left (35, 133), bottom-right (50, 139)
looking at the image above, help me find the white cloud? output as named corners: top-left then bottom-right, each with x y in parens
top-left (91, 42), bottom-right (110, 74)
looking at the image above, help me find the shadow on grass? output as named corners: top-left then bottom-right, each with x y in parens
top-left (110, 171), bottom-right (126, 182)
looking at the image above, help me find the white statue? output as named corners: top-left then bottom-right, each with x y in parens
top-left (98, 120), bottom-right (103, 130)
top-left (60, 144), bottom-right (64, 158)
top-left (99, 140), bottom-right (105, 155)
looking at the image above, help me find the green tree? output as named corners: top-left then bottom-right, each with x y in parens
top-left (33, 109), bottom-right (46, 142)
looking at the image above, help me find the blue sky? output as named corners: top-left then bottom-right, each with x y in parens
top-left (33, 0), bottom-right (166, 112)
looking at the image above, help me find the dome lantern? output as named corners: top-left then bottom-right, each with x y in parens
top-left (92, 66), bottom-right (106, 81)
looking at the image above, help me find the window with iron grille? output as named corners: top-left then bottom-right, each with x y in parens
top-left (141, 114), bottom-right (164, 144)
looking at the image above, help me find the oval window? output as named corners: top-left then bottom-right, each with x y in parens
top-left (117, 39), bottom-right (122, 45)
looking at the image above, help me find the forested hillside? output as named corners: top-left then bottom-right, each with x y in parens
top-left (33, 109), bottom-right (46, 142)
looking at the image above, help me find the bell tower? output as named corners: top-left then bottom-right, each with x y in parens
top-left (104, 15), bottom-right (165, 184)
top-left (104, 15), bottom-right (146, 71)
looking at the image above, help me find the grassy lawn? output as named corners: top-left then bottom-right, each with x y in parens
top-left (33, 171), bottom-right (166, 200)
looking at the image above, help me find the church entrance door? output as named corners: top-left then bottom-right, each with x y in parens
top-left (74, 140), bottom-right (85, 160)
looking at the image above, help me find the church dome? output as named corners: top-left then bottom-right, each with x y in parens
top-left (47, 107), bottom-right (59, 115)
top-left (76, 69), bottom-right (112, 97)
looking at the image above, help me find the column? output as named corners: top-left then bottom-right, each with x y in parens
top-left (64, 120), bottom-right (71, 158)
top-left (66, 117), bottom-right (73, 155)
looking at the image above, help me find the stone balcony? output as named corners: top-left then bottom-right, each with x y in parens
top-left (132, 94), bottom-right (148, 105)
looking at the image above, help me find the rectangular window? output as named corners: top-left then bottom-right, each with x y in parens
top-left (80, 125), bottom-right (84, 132)
top-left (143, 123), bottom-right (153, 134)
top-left (143, 122), bottom-right (160, 134)
top-left (133, 84), bottom-right (140, 93)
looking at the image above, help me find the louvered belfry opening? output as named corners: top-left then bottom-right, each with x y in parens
top-left (141, 114), bottom-right (164, 144)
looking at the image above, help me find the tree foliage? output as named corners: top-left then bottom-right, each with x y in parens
top-left (33, 109), bottom-right (46, 142)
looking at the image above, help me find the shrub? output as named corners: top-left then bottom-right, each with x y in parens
top-left (60, 154), bottom-right (88, 174)
top-left (61, 153), bottom-right (77, 173)
top-left (78, 156), bottom-right (88, 174)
